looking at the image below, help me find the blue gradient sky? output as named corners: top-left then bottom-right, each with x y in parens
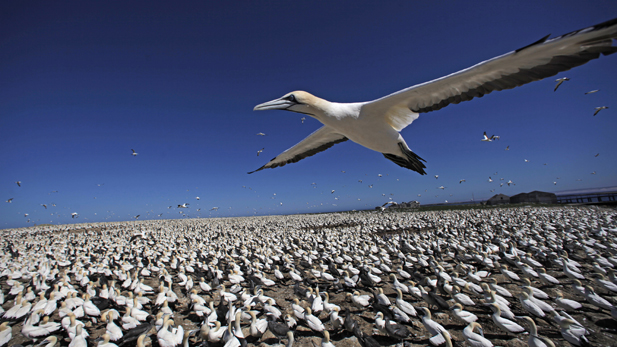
top-left (1, 1), bottom-right (616, 228)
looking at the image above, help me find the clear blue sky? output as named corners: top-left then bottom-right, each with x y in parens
top-left (1, 1), bottom-right (616, 229)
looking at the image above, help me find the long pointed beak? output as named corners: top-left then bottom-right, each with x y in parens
top-left (254, 98), bottom-right (293, 111)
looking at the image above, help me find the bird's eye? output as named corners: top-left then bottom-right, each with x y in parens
top-left (286, 94), bottom-right (296, 102)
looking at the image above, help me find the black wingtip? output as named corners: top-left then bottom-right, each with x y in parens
top-left (515, 33), bottom-right (551, 53)
top-left (383, 143), bottom-right (427, 175)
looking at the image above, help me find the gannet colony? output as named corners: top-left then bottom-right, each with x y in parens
top-left (2, 205), bottom-right (617, 347)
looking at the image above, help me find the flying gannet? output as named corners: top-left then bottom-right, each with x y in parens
top-left (250, 18), bottom-right (617, 175)
top-left (553, 77), bottom-right (570, 91)
top-left (594, 106), bottom-right (608, 116)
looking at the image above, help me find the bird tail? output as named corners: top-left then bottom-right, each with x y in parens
top-left (383, 143), bottom-right (427, 175)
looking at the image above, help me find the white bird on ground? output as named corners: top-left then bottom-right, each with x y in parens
top-left (249, 19), bottom-right (617, 174)
top-left (419, 307), bottom-right (451, 346)
top-left (489, 303), bottom-right (525, 334)
top-left (450, 303), bottom-right (477, 324)
top-left (463, 322), bottom-right (493, 347)
top-left (520, 316), bottom-right (556, 347)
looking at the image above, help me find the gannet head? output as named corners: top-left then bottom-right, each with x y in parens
top-left (254, 91), bottom-right (325, 116)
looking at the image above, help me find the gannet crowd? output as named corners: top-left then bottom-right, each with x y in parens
top-left (2, 205), bottom-right (617, 347)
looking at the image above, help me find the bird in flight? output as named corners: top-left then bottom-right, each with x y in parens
top-left (585, 89), bottom-right (599, 94)
top-left (178, 203), bottom-right (189, 208)
top-left (15, 181), bottom-right (21, 187)
top-left (249, 18), bottom-right (617, 175)
top-left (594, 106), bottom-right (608, 116)
top-left (71, 212), bottom-right (78, 218)
top-left (131, 149), bottom-right (138, 156)
top-left (595, 153), bottom-right (600, 157)
top-left (505, 146), bottom-right (510, 151)
top-left (257, 148), bottom-right (264, 156)
top-left (6, 198), bottom-right (13, 203)
top-left (481, 132), bottom-right (500, 142)
top-left (459, 179), bottom-right (466, 184)
top-left (553, 77), bottom-right (570, 91)
top-left (256, 132), bottom-right (266, 136)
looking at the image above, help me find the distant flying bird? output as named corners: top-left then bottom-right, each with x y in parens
top-left (585, 89), bottom-right (599, 94)
top-left (134, 215), bottom-right (140, 219)
top-left (24, 213), bottom-right (29, 217)
top-left (459, 179), bottom-right (466, 184)
top-left (358, 180), bottom-right (362, 183)
top-left (507, 180), bottom-right (513, 186)
top-left (71, 212), bottom-right (78, 218)
top-left (249, 19), bottom-right (617, 175)
top-left (41, 204), bottom-right (47, 209)
top-left (438, 186), bottom-right (446, 190)
top-left (481, 132), bottom-right (499, 142)
top-left (341, 170), bottom-right (346, 173)
top-left (554, 77), bottom-right (570, 91)
top-left (488, 177), bottom-right (493, 183)
top-left (525, 159), bottom-right (529, 162)
top-left (131, 149), bottom-right (138, 156)
top-left (195, 197), bottom-right (200, 200)
top-left (378, 174), bottom-right (383, 177)
top-left (15, 181), bottom-right (21, 187)
top-left (301, 117), bottom-right (305, 123)
top-left (505, 145), bottom-right (510, 151)
top-left (554, 181), bottom-right (557, 185)
top-left (257, 148), bottom-right (264, 156)
top-left (591, 171), bottom-right (596, 175)
top-left (368, 184), bottom-right (373, 188)
top-left (256, 132), bottom-right (266, 136)
top-left (210, 207), bottom-right (219, 211)
top-left (594, 106), bottom-right (608, 116)
top-left (595, 153), bottom-right (600, 157)
top-left (6, 198), bottom-right (13, 203)
top-left (331, 190), bottom-right (335, 194)
top-left (434, 175), bottom-right (439, 179)
top-left (178, 203), bottom-right (189, 208)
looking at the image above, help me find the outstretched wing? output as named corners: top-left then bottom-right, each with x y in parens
top-left (248, 126), bottom-right (347, 173)
top-left (362, 17), bottom-right (617, 128)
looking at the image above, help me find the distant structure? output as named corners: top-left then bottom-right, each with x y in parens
top-left (377, 200), bottom-right (420, 210)
top-left (486, 191), bottom-right (557, 205)
top-left (487, 194), bottom-right (510, 205)
top-left (511, 191), bottom-right (557, 204)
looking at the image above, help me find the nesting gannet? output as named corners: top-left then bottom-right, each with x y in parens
top-left (594, 106), bottom-right (608, 116)
top-left (553, 77), bottom-right (570, 91)
top-left (250, 18), bottom-right (617, 174)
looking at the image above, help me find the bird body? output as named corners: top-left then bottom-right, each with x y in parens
top-left (463, 322), bottom-right (493, 347)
